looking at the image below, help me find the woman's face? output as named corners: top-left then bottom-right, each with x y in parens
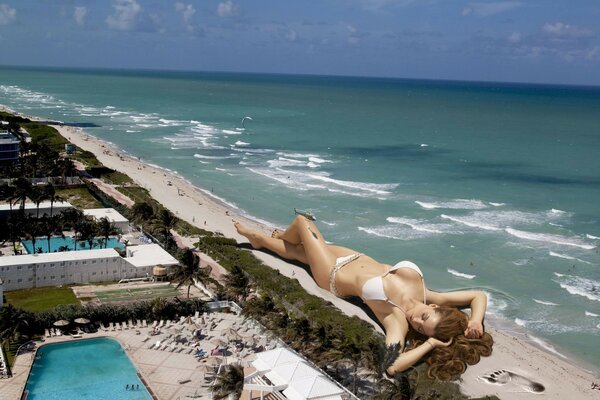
top-left (407, 303), bottom-right (441, 336)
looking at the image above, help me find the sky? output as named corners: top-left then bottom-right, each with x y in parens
top-left (0, 0), bottom-right (600, 85)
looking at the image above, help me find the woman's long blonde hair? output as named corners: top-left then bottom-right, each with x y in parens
top-left (406, 306), bottom-right (494, 380)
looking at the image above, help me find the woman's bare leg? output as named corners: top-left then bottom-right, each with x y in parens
top-left (235, 217), bottom-right (335, 273)
top-left (234, 222), bottom-right (308, 264)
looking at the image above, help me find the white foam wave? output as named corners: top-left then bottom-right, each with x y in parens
top-left (320, 221), bottom-right (337, 226)
top-left (387, 217), bottom-right (448, 234)
top-left (276, 152), bottom-right (320, 159)
top-left (234, 141), bottom-right (250, 146)
top-left (489, 202), bottom-right (505, 207)
top-left (549, 251), bottom-right (591, 264)
top-left (529, 336), bottom-right (568, 358)
top-left (215, 168), bottom-right (227, 172)
top-left (586, 234), bottom-right (600, 240)
top-left (447, 269), bottom-right (476, 279)
top-left (222, 129), bottom-right (242, 135)
top-left (307, 162), bottom-right (320, 168)
top-left (506, 228), bottom-right (594, 250)
top-left (585, 311), bottom-right (599, 317)
top-left (514, 318), bottom-right (527, 327)
top-left (552, 273), bottom-right (600, 302)
top-left (440, 214), bottom-right (501, 231)
top-left (420, 143), bottom-right (428, 147)
top-left (550, 208), bottom-right (566, 214)
top-left (308, 156), bottom-right (333, 164)
top-left (533, 298), bottom-right (559, 306)
top-left (415, 199), bottom-right (488, 210)
top-left (193, 154), bottom-right (238, 160)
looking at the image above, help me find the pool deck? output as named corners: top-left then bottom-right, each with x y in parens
top-left (0, 312), bottom-right (270, 400)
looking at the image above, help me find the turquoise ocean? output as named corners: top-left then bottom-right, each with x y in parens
top-left (1, 67), bottom-right (599, 371)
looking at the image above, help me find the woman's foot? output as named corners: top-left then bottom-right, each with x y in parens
top-left (271, 229), bottom-right (283, 239)
top-left (234, 221), bottom-right (264, 249)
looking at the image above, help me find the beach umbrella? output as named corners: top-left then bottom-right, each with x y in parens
top-left (74, 317), bottom-right (90, 324)
top-left (220, 327), bottom-right (242, 341)
top-left (53, 320), bottom-right (69, 327)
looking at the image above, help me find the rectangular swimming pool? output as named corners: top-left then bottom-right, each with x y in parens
top-left (24, 338), bottom-right (153, 400)
top-left (21, 236), bottom-right (124, 254)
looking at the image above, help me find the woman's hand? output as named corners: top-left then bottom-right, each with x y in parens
top-left (426, 337), bottom-right (453, 349)
top-left (464, 320), bottom-right (484, 338)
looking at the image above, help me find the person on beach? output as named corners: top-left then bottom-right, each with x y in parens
top-left (234, 215), bottom-right (493, 380)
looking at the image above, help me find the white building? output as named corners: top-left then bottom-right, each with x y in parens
top-left (0, 244), bottom-right (178, 291)
top-left (0, 200), bottom-right (72, 218)
top-left (244, 347), bottom-right (352, 400)
top-left (83, 208), bottom-right (131, 233)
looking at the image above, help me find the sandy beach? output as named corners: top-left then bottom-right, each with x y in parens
top-left (3, 104), bottom-right (598, 398)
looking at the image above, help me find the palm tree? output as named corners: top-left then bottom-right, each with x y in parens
top-left (22, 216), bottom-right (43, 254)
top-left (6, 215), bottom-right (24, 254)
top-left (211, 364), bottom-right (244, 400)
top-left (0, 183), bottom-right (15, 211)
top-left (150, 208), bottom-right (178, 248)
top-left (222, 264), bottom-right (250, 301)
top-left (44, 183), bottom-right (63, 217)
top-left (60, 208), bottom-right (84, 250)
top-left (96, 217), bottom-right (120, 248)
top-left (11, 177), bottom-right (32, 211)
top-left (39, 215), bottom-right (64, 253)
top-left (78, 218), bottom-right (97, 250)
top-left (29, 185), bottom-right (47, 218)
top-left (0, 305), bottom-right (34, 343)
top-left (130, 201), bottom-right (154, 224)
top-left (171, 248), bottom-right (208, 299)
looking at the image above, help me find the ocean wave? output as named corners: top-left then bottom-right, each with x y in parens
top-left (276, 151), bottom-right (320, 159)
top-left (489, 202), bottom-right (505, 207)
top-left (552, 273), bottom-right (600, 302)
top-left (308, 156), bottom-right (333, 164)
top-left (506, 228), bottom-right (594, 250)
top-left (586, 234), bottom-right (600, 240)
top-left (548, 251), bottom-right (591, 264)
top-left (222, 129), bottom-right (242, 135)
top-left (320, 220), bottom-right (337, 226)
top-left (440, 214), bottom-right (502, 231)
top-left (447, 269), bottom-right (476, 279)
top-left (415, 199), bottom-right (488, 210)
top-left (585, 311), bottom-right (599, 317)
top-left (532, 298), bottom-right (559, 306)
top-left (529, 336), bottom-right (568, 358)
top-left (387, 217), bottom-right (452, 234)
top-left (193, 154), bottom-right (238, 160)
top-left (234, 141), bottom-right (250, 146)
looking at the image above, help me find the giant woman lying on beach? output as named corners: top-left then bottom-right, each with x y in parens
top-left (234, 215), bottom-right (493, 380)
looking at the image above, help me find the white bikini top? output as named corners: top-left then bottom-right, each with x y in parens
top-left (361, 260), bottom-right (426, 313)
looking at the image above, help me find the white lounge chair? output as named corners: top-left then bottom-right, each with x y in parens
top-left (143, 320), bottom-right (148, 328)
top-left (150, 340), bottom-right (161, 349)
top-left (129, 319), bottom-right (135, 328)
top-left (158, 320), bottom-right (165, 328)
top-left (137, 319), bottom-right (143, 327)
top-left (194, 311), bottom-right (200, 320)
top-left (110, 322), bottom-right (115, 331)
top-left (152, 320), bottom-right (158, 328)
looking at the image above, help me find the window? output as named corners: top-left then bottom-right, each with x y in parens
top-left (92, 260), bottom-right (96, 264)
top-left (17, 278), bottom-right (22, 283)
top-left (92, 272), bottom-right (96, 276)
top-left (51, 263), bottom-right (55, 267)
top-left (82, 261), bottom-right (87, 265)
top-left (61, 275), bottom-right (65, 278)
top-left (50, 276), bottom-right (55, 280)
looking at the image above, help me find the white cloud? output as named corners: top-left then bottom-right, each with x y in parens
top-left (542, 22), bottom-right (593, 39)
top-left (286, 29), bottom-right (297, 42)
top-left (462, 2), bottom-right (523, 17)
top-left (0, 4), bottom-right (16, 26)
top-left (217, 0), bottom-right (238, 17)
top-left (508, 32), bottom-right (521, 43)
top-left (106, 0), bottom-right (141, 31)
top-left (175, 2), bottom-right (196, 33)
top-left (74, 6), bottom-right (87, 27)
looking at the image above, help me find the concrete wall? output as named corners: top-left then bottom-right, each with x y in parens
top-left (0, 279), bottom-right (3, 306)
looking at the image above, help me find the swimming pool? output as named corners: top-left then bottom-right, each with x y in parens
top-left (24, 338), bottom-right (153, 400)
top-left (21, 236), bottom-right (124, 254)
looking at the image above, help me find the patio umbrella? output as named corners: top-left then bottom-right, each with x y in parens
top-left (53, 320), bottom-right (69, 327)
top-left (74, 317), bottom-right (90, 324)
top-left (220, 327), bottom-right (242, 341)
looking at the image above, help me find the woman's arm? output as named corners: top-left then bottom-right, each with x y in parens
top-left (386, 338), bottom-right (452, 375)
top-left (426, 289), bottom-right (487, 338)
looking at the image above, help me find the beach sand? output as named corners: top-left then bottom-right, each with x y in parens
top-left (6, 108), bottom-right (598, 398)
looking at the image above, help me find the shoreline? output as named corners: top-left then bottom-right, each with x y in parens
top-left (3, 105), bottom-right (599, 398)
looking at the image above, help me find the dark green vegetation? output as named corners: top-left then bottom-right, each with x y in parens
top-left (95, 285), bottom-right (182, 303)
top-left (4, 287), bottom-right (79, 312)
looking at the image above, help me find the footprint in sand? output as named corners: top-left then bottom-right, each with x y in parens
top-left (480, 369), bottom-right (545, 393)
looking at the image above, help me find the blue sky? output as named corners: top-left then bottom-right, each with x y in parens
top-left (1, 0), bottom-right (599, 85)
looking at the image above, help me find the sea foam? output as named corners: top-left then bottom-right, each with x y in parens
top-left (506, 228), bottom-right (594, 250)
top-left (533, 298), bottom-right (559, 306)
top-left (447, 269), bottom-right (476, 279)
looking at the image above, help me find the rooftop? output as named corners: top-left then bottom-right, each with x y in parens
top-left (0, 248), bottom-right (120, 267)
top-left (83, 208), bottom-right (129, 223)
top-left (0, 201), bottom-right (72, 212)
top-left (125, 244), bottom-right (178, 268)
top-left (0, 130), bottom-right (18, 143)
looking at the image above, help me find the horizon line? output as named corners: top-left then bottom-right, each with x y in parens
top-left (1, 63), bottom-right (600, 90)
